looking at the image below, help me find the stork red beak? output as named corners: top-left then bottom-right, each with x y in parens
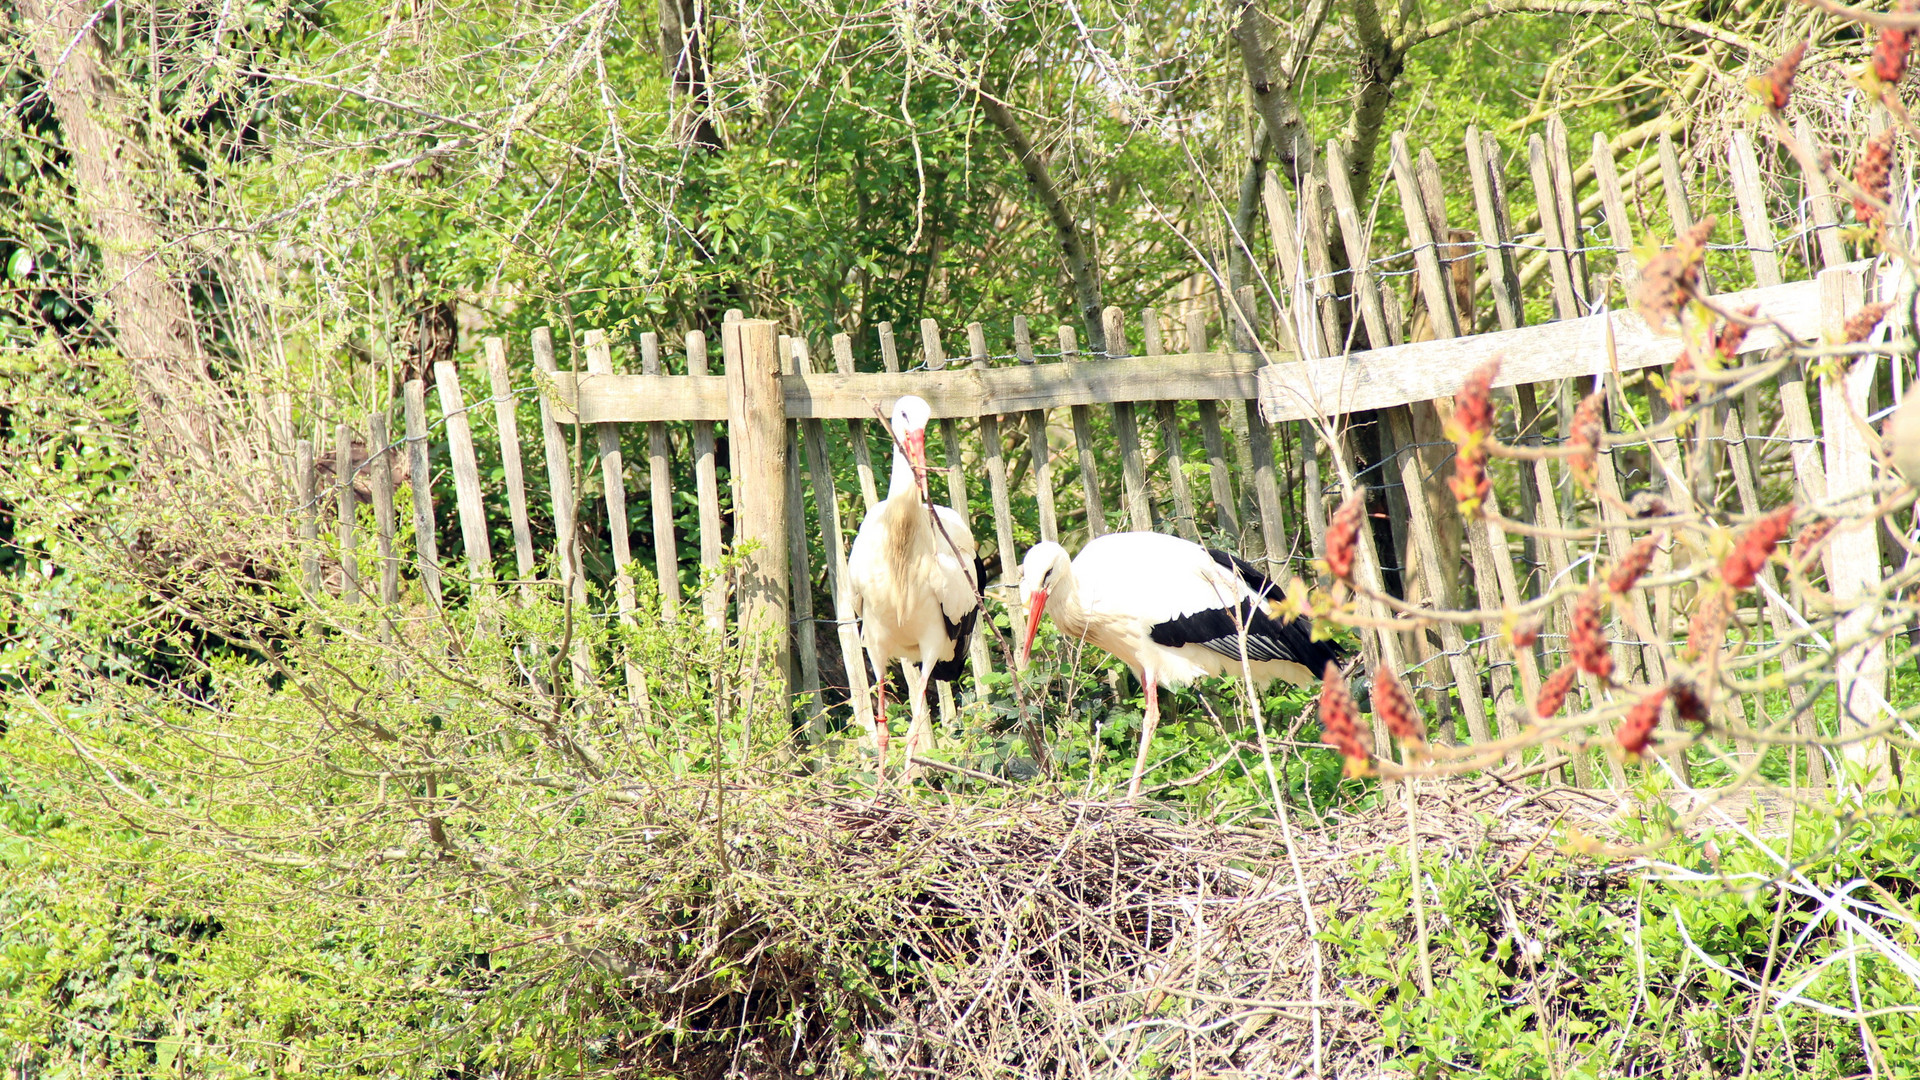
top-left (903, 428), bottom-right (928, 484)
top-left (1019, 588), bottom-right (1050, 664)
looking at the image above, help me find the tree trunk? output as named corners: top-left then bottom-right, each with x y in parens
top-left (20, 0), bottom-right (235, 472)
top-left (979, 92), bottom-right (1106, 354)
top-left (660, 0), bottom-right (721, 151)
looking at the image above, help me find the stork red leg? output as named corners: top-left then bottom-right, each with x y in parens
top-left (1127, 669), bottom-right (1161, 801)
top-left (872, 660), bottom-right (890, 778)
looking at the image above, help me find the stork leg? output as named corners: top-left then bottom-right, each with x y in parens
top-left (866, 648), bottom-right (891, 779)
top-left (900, 661), bottom-right (937, 782)
top-left (1127, 669), bottom-right (1161, 801)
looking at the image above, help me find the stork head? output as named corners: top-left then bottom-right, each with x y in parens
top-left (889, 395), bottom-right (933, 482)
top-left (1017, 541), bottom-right (1072, 663)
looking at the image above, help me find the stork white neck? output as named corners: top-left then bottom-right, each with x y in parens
top-left (888, 439), bottom-right (921, 501)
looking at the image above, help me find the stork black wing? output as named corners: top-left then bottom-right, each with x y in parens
top-left (1145, 549), bottom-right (1344, 671)
top-left (1150, 601), bottom-right (1341, 668)
top-left (1207, 547), bottom-right (1279, 600)
top-left (930, 554), bottom-right (987, 683)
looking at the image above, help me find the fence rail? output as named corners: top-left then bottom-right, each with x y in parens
top-left (289, 112), bottom-right (1905, 793)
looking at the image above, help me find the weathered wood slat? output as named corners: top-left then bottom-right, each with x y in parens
top-left (1259, 173), bottom-right (1317, 551)
top-left (801, 335), bottom-right (874, 739)
top-left (1797, 117), bottom-right (1849, 270)
top-left (1185, 311), bottom-right (1238, 538)
top-left (1385, 407), bottom-right (1492, 747)
top-left (368, 412), bottom-right (399, 605)
top-left (640, 333), bottom-right (681, 620)
top-left (1256, 271), bottom-right (1840, 421)
top-left (1590, 132), bottom-right (1640, 299)
top-left (531, 327), bottom-right (592, 686)
top-left (686, 330), bottom-right (727, 629)
top-left (433, 360), bottom-right (495, 587)
top-left (726, 320), bottom-right (792, 700)
top-left (1546, 116), bottom-right (1591, 304)
top-left (1819, 264), bottom-right (1889, 781)
top-left (972, 322), bottom-right (1021, 582)
top-left (783, 335), bottom-right (823, 718)
top-left (1234, 287), bottom-right (1289, 572)
top-left (1146, 309), bottom-right (1200, 542)
top-left (550, 350), bottom-right (1273, 425)
top-left (1466, 128), bottom-right (1524, 333)
top-left (1060, 325), bottom-right (1109, 538)
top-left (1395, 141), bottom-right (1524, 747)
top-left (401, 380), bottom-right (443, 606)
top-left (1529, 134), bottom-right (1583, 322)
top-left (585, 330), bottom-right (649, 716)
top-left (484, 336), bottom-right (538, 600)
top-left (1727, 130), bottom-right (1784, 288)
top-left (834, 333), bottom-right (880, 511)
top-left (1014, 316), bottom-right (1059, 544)
top-left (1101, 306), bottom-right (1153, 532)
top-left (1322, 140), bottom-right (1393, 350)
top-left (335, 422), bottom-right (359, 604)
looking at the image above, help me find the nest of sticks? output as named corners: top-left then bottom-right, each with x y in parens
top-left (602, 778), bottom-right (1634, 1079)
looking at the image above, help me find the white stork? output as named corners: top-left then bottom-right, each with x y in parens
top-left (847, 395), bottom-right (984, 779)
top-left (1017, 532), bottom-right (1341, 799)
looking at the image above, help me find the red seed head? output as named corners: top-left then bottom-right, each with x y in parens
top-left (1720, 504), bottom-right (1795, 590)
top-left (1686, 589), bottom-right (1732, 662)
top-left (1571, 584), bottom-right (1614, 683)
top-left (1536, 662), bottom-right (1579, 720)
top-left (1668, 347), bottom-right (1697, 411)
top-left (1670, 679), bottom-right (1710, 725)
top-left (1877, 18), bottom-right (1912, 86)
top-left (1447, 360), bottom-right (1499, 516)
top-left (1761, 40), bottom-right (1807, 110)
top-left (1634, 218), bottom-right (1713, 330)
top-left (1372, 667), bottom-right (1425, 752)
top-left (1716, 306), bottom-right (1757, 360)
top-left (1509, 615), bottom-right (1541, 652)
top-left (1608, 534), bottom-right (1662, 595)
top-left (1617, 687), bottom-right (1668, 758)
top-left (1325, 491), bottom-right (1365, 583)
top-left (1319, 662), bottom-right (1369, 777)
top-left (1844, 302), bottom-right (1891, 343)
top-left (1791, 517), bottom-right (1835, 570)
top-left (1568, 392), bottom-right (1606, 488)
top-left (1854, 132), bottom-right (1895, 223)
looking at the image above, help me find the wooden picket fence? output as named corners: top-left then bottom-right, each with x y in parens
top-left (293, 115), bottom-right (1898, 790)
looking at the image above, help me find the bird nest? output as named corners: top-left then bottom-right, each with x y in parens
top-left (600, 778), bottom-right (1632, 1079)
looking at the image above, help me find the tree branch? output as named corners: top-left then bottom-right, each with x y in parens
top-left (979, 91), bottom-right (1106, 353)
top-left (1233, 1), bottom-right (1315, 187)
top-left (1396, 0), bottom-right (1763, 54)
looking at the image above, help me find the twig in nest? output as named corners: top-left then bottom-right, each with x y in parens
top-left (908, 755), bottom-right (1015, 787)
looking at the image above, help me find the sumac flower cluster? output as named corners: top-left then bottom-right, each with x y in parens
top-left (1447, 360), bottom-right (1498, 516)
top-left (1325, 491), bottom-right (1364, 583)
top-left (1568, 392), bottom-right (1606, 487)
top-left (1617, 687), bottom-right (1667, 757)
top-left (1608, 535), bottom-right (1662, 594)
top-left (1319, 662), bottom-right (1369, 777)
top-left (1373, 668), bottom-right (1425, 755)
top-left (1855, 132), bottom-right (1894, 223)
top-left (1536, 662), bottom-right (1579, 720)
top-left (1721, 505), bottom-right (1795, 590)
top-left (1571, 584), bottom-right (1613, 683)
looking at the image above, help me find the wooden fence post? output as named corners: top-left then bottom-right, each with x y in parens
top-left (401, 380), bottom-right (444, 608)
top-left (484, 336), bottom-right (538, 602)
top-left (335, 422), bottom-right (359, 604)
top-left (530, 327), bottom-right (593, 688)
top-left (727, 319), bottom-right (792, 695)
top-left (1820, 265), bottom-right (1892, 785)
